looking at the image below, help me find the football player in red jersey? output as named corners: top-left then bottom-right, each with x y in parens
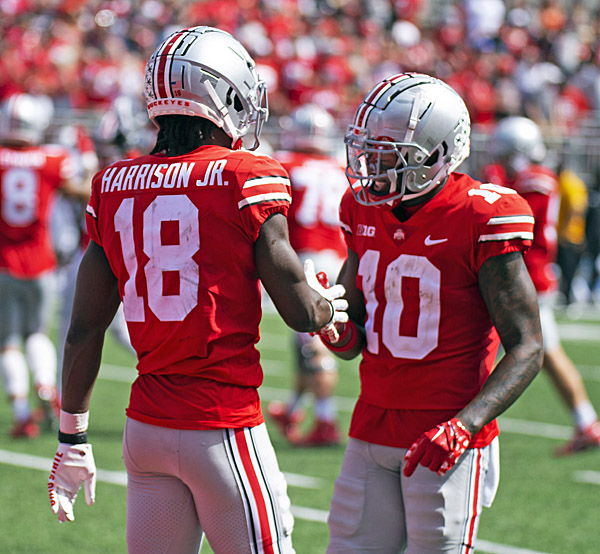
top-left (318, 73), bottom-right (543, 553)
top-left (485, 116), bottom-right (600, 456)
top-left (0, 93), bottom-right (89, 438)
top-left (267, 103), bottom-right (348, 446)
top-left (45, 27), bottom-right (347, 554)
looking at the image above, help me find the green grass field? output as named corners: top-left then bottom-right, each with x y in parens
top-left (1, 309), bottom-right (599, 553)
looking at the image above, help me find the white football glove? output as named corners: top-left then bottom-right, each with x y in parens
top-left (48, 443), bottom-right (96, 522)
top-left (304, 259), bottom-right (349, 343)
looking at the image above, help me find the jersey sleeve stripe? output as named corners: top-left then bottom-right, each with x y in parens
top-left (238, 193), bottom-right (292, 210)
top-left (85, 204), bottom-right (98, 219)
top-left (340, 221), bottom-right (352, 234)
top-left (518, 178), bottom-right (555, 195)
top-left (478, 231), bottom-right (534, 242)
top-left (487, 215), bottom-right (535, 225)
top-left (243, 176), bottom-right (290, 189)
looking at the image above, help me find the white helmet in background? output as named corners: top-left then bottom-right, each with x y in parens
top-left (280, 103), bottom-right (336, 154)
top-left (0, 93), bottom-right (54, 145)
top-left (345, 73), bottom-right (471, 207)
top-left (95, 94), bottom-right (155, 161)
top-left (491, 116), bottom-right (547, 172)
top-left (143, 26), bottom-right (268, 150)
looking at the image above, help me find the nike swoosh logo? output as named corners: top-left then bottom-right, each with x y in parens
top-left (424, 235), bottom-right (448, 246)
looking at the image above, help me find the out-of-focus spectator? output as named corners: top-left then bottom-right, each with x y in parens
top-left (463, 0), bottom-right (506, 52)
top-left (2, 0), bottom-right (600, 134)
top-left (585, 174), bottom-right (600, 303)
top-left (556, 165), bottom-right (589, 305)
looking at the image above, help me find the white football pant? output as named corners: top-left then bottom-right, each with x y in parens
top-left (327, 437), bottom-right (500, 553)
top-left (123, 418), bottom-right (295, 554)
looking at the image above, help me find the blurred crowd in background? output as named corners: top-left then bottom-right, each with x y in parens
top-left (1, 0), bottom-right (600, 305)
top-left (3, 0), bottom-right (600, 128)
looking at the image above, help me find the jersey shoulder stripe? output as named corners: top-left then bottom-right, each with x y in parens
top-left (487, 215), bottom-right (535, 225)
top-left (478, 231), bottom-right (534, 242)
top-left (238, 192), bottom-right (292, 210)
top-left (514, 166), bottom-right (557, 196)
top-left (340, 221), bottom-right (352, 234)
top-left (242, 175), bottom-right (290, 189)
top-left (85, 204), bottom-right (98, 219)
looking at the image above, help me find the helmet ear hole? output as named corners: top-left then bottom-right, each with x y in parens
top-left (233, 95), bottom-right (244, 113)
top-left (423, 150), bottom-right (439, 167)
top-left (226, 87), bottom-right (244, 113)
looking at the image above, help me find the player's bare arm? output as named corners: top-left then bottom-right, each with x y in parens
top-left (61, 240), bottom-right (121, 414)
top-left (255, 212), bottom-right (339, 333)
top-left (456, 251), bottom-right (543, 435)
top-left (60, 178), bottom-right (91, 200)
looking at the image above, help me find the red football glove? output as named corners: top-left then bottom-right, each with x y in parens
top-left (403, 418), bottom-right (471, 477)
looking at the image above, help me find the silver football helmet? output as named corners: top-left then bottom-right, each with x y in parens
top-left (345, 73), bottom-right (470, 207)
top-left (491, 116), bottom-right (547, 172)
top-left (144, 26), bottom-right (268, 150)
top-left (279, 103), bottom-right (336, 153)
top-left (0, 93), bottom-right (54, 145)
top-left (95, 94), bottom-right (155, 161)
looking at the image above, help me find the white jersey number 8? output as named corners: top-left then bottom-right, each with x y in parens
top-left (115, 195), bottom-right (200, 322)
top-left (1, 167), bottom-right (39, 227)
top-left (358, 250), bottom-right (441, 359)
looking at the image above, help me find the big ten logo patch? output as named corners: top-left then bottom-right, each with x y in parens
top-left (357, 224), bottom-right (376, 237)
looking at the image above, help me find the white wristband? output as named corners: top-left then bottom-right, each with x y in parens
top-left (59, 410), bottom-right (89, 434)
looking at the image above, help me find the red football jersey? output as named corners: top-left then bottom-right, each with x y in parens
top-left (274, 150), bottom-right (346, 257)
top-left (340, 173), bottom-right (534, 448)
top-left (482, 163), bottom-right (559, 293)
top-left (0, 144), bottom-right (75, 278)
top-left (85, 145), bottom-right (292, 430)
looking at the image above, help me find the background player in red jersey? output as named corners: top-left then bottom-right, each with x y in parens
top-left (0, 93), bottom-right (89, 438)
top-left (45, 27), bottom-right (347, 554)
top-left (485, 116), bottom-right (600, 456)
top-left (267, 103), bottom-right (348, 446)
top-left (317, 73), bottom-right (543, 553)
top-left (54, 95), bottom-right (155, 372)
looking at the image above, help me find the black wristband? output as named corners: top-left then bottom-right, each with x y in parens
top-left (326, 299), bottom-right (335, 326)
top-left (58, 431), bottom-right (88, 444)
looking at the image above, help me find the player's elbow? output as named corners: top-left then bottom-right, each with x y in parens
top-left (531, 334), bottom-right (544, 371)
top-left (505, 332), bottom-right (544, 377)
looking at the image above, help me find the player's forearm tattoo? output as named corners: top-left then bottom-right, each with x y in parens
top-left (458, 252), bottom-right (543, 434)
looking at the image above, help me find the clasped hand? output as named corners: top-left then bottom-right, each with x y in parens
top-left (304, 259), bottom-right (348, 343)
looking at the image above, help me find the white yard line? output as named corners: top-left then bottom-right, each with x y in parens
top-left (0, 447), bottom-right (321, 490)
top-left (556, 323), bottom-right (600, 342)
top-left (97, 365), bottom-right (578, 442)
top-left (475, 539), bottom-right (553, 554)
top-left (496, 418), bottom-right (572, 440)
top-left (573, 470), bottom-right (600, 486)
top-left (0, 448), bottom-right (553, 554)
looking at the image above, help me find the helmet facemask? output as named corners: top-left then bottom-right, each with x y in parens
top-left (195, 72), bottom-right (268, 150)
top-left (344, 73), bottom-right (470, 209)
top-left (345, 125), bottom-right (458, 208)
